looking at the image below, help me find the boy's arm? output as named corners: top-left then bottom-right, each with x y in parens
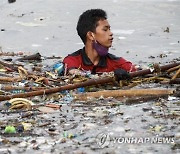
top-left (63, 56), bottom-right (84, 75)
top-left (113, 57), bottom-right (137, 81)
top-left (117, 57), bottom-right (136, 72)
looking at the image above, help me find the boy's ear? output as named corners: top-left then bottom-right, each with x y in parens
top-left (87, 31), bottom-right (95, 41)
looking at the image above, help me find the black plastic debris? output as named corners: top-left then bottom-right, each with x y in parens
top-left (8, 0), bottom-right (16, 3)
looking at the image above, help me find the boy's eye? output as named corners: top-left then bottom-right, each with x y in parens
top-left (103, 27), bottom-right (110, 31)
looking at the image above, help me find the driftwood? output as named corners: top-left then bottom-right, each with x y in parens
top-left (74, 89), bottom-right (175, 100)
top-left (0, 53), bottom-right (41, 71)
top-left (130, 62), bottom-right (180, 77)
top-left (0, 60), bottom-right (21, 71)
top-left (16, 52), bottom-right (41, 61)
top-left (0, 62), bottom-right (179, 101)
top-left (3, 53), bottom-right (41, 62)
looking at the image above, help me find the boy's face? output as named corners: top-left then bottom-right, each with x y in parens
top-left (94, 19), bottom-right (113, 48)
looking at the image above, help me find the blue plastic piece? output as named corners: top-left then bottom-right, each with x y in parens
top-left (77, 87), bottom-right (85, 93)
top-left (53, 62), bottom-right (64, 75)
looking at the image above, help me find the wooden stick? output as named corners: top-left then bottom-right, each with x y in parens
top-left (0, 77), bottom-right (21, 82)
top-left (45, 104), bottom-right (61, 109)
top-left (74, 89), bottom-right (175, 100)
top-left (130, 63), bottom-right (180, 77)
top-left (172, 68), bottom-right (180, 80)
top-left (167, 65), bottom-right (180, 73)
top-left (1, 85), bottom-right (46, 91)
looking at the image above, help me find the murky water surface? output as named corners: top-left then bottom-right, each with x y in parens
top-left (0, 0), bottom-right (180, 153)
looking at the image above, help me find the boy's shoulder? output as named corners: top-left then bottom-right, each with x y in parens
top-left (107, 53), bottom-right (130, 64)
top-left (67, 48), bottom-right (83, 57)
top-left (107, 53), bottom-right (121, 60)
top-left (63, 48), bottom-right (83, 64)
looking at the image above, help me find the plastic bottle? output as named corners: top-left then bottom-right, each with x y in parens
top-left (53, 62), bottom-right (64, 75)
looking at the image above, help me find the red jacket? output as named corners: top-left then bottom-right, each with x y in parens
top-left (63, 48), bottom-right (136, 74)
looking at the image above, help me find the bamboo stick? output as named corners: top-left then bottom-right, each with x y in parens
top-left (74, 89), bottom-right (175, 100)
top-left (172, 68), bottom-right (180, 80)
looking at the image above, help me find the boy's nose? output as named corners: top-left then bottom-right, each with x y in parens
top-left (109, 31), bottom-right (113, 36)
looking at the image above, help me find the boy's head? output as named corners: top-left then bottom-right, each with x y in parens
top-left (76, 9), bottom-right (107, 44)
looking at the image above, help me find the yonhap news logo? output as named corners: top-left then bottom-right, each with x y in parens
top-left (96, 133), bottom-right (175, 148)
top-left (96, 133), bottom-right (111, 148)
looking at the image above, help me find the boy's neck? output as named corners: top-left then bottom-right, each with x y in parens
top-left (85, 45), bottom-right (100, 66)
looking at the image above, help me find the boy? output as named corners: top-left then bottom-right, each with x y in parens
top-left (63, 9), bottom-right (136, 81)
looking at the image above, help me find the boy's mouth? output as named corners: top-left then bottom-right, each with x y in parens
top-left (110, 37), bottom-right (113, 40)
top-left (109, 38), bottom-right (113, 42)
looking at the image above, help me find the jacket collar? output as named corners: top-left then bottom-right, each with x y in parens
top-left (81, 47), bottom-right (107, 67)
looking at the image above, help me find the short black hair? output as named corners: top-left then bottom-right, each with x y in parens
top-left (76, 9), bottom-right (107, 44)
